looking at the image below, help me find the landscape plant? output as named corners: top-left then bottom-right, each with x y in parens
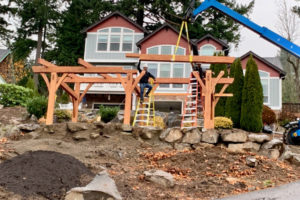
top-left (262, 105), bottom-right (276, 125)
top-left (26, 96), bottom-right (48, 119)
top-left (0, 84), bottom-right (33, 107)
top-left (214, 117), bottom-right (233, 129)
top-left (225, 59), bottom-right (244, 127)
top-left (240, 55), bottom-right (263, 132)
top-left (54, 110), bottom-right (71, 122)
top-left (98, 105), bottom-right (120, 123)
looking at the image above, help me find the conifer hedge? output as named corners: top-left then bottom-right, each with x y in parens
top-left (240, 55), bottom-right (263, 132)
top-left (225, 59), bottom-right (244, 128)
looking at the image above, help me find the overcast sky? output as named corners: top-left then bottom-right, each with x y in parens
top-left (229, 0), bottom-right (300, 57)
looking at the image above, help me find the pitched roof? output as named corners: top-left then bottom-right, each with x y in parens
top-left (136, 23), bottom-right (196, 47)
top-left (0, 49), bottom-right (10, 63)
top-left (240, 51), bottom-right (286, 77)
top-left (81, 11), bottom-right (147, 33)
top-left (194, 34), bottom-right (229, 49)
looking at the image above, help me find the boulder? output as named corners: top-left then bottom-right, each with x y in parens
top-left (174, 143), bottom-right (192, 151)
top-left (94, 121), bottom-right (106, 129)
top-left (17, 124), bottom-right (40, 132)
top-left (248, 134), bottom-right (271, 143)
top-left (164, 128), bottom-right (182, 143)
top-left (90, 132), bottom-right (99, 139)
top-left (261, 139), bottom-right (283, 150)
top-left (201, 129), bottom-right (219, 144)
top-left (246, 157), bottom-right (258, 167)
top-left (1, 125), bottom-right (20, 139)
top-left (227, 142), bottom-right (261, 153)
top-left (121, 124), bottom-right (132, 132)
top-left (30, 115), bottom-right (38, 122)
top-left (73, 132), bottom-right (89, 141)
top-left (260, 149), bottom-right (280, 159)
top-left (144, 169), bottom-right (174, 188)
top-left (159, 128), bottom-right (171, 140)
top-left (280, 146), bottom-right (300, 165)
top-left (192, 143), bottom-right (215, 150)
top-left (167, 112), bottom-right (181, 128)
top-left (182, 128), bottom-right (201, 144)
top-left (67, 122), bottom-right (89, 133)
top-left (140, 127), bottom-right (162, 140)
top-left (220, 130), bottom-right (247, 143)
top-left (43, 125), bottom-right (55, 134)
top-left (65, 170), bottom-right (122, 200)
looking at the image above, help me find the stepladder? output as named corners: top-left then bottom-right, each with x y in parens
top-left (181, 72), bottom-right (204, 128)
top-left (132, 91), bottom-right (156, 127)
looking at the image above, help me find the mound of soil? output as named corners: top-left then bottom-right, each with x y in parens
top-left (0, 151), bottom-right (94, 200)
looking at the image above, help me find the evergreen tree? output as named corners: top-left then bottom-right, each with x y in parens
top-left (45, 0), bottom-right (114, 65)
top-left (12, 0), bottom-right (61, 87)
top-left (240, 55), bottom-right (263, 132)
top-left (226, 59), bottom-right (244, 127)
top-left (0, 2), bottom-right (16, 44)
top-left (210, 55), bottom-right (228, 116)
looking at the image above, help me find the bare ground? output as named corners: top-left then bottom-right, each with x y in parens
top-left (0, 106), bottom-right (299, 200)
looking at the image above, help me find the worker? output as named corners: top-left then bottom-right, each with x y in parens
top-left (137, 61), bottom-right (156, 103)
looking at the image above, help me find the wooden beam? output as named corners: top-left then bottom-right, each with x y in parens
top-left (212, 71), bottom-right (224, 90)
top-left (213, 78), bottom-right (234, 84)
top-left (214, 84), bottom-right (231, 106)
top-left (79, 83), bottom-right (93, 103)
top-left (32, 66), bottom-right (137, 74)
top-left (72, 83), bottom-right (80, 122)
top-left (63, 77), bottom-right (125, 83)
top-left (155, 78), bottom-right (190, 84)
top-left (55, 73), bottom-right (68, 91)
top-left (78, 58), bottom-right (94, 68)
top-left (46, 72), bottom-right (57, 125)
top-left (61, 82), bottom-right (78, 100)
top-left (153, 93), bottom-right (188, 96)
top-left (192, 71), bottom-right (206, 93)
top-left (126, 53), bottom-right (235, 64)
top-left (117, 74), bottom-right (126, 89)
top-left (215, 93), bottom-right (233, 97)
top-left (38, 58), bottom-right (57, 68)
top-left (130, 71), bottom-right (145, 93)
top-left (40, 73), bottom-right (50, 91)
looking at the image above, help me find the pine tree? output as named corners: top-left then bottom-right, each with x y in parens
top-left (210, 57), bottom-right (228, 116)
top-left (226, 58), bottom-right (244, 127)
top-left (240, 55), bottom-right (263, 132)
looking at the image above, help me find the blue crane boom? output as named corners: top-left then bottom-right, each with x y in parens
top-left (190, 0), bottom-right (300, 58)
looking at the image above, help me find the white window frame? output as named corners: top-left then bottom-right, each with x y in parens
top-left (199, 44), bottom-right (217, 56)
top-left (259, 70), bottom-right (270, 105)
top-left (96, 27), bottom-right (134, 53)
top-left (145, 45), bottom-right (187, 90)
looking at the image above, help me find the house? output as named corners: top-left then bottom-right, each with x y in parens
top-left (0, 49), bottom-right (11, 83)
top-left (240, 51), bottom-right (286, 111)
top-left (81, 11), bottom-right (285, 113)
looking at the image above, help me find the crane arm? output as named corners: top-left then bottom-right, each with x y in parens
top-left (188, 0), bottom-right (300, 58)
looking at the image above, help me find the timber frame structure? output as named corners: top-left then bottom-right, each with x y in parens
top-left (33, 54), bottom-right (234, 129)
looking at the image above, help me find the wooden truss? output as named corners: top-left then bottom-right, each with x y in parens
top-left (33, 55), bottom-right (233, 129)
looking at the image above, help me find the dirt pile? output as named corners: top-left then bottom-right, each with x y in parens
top-left (0, 150), bottom-right (94, 200)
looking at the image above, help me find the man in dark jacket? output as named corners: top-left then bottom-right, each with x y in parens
top-left (137, 62), bottom-right (156, 102)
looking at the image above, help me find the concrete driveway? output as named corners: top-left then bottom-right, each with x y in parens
top-left (218, 181), bottom-right (300, 200)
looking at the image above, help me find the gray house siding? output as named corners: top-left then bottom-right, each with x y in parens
top-left (269, 78), bottom-right (281, 109)
top-left (84, 33), bottom-right (143, 63)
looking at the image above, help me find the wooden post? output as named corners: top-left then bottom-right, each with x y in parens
top-left (72, 83), bottom-right (80, 122)
top-left (123, 74), bottom-right (133, 125)
top-left (46, 72), bottom-right (57, 125)
top-left (204, 70), bottom-right (214, 129)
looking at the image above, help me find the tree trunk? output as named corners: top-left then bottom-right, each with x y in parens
top-left (136, 0), bottom-right (145, 27)
top-left (34, 26), bottom-right (43, 89)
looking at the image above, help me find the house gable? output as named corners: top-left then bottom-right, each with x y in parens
top-left (83, 12), bottom-right (145, 33)
top-left (137, 24), bottom-right (193, 54)
top-left (240, 51), bottom-right (285, 78)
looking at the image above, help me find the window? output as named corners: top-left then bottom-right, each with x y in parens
top-left (145, 45), bottom-right (186, 89)
top-left (199, 45), bottom-right (216, 56)
top-left (97, 27), bottom-right (134, 52)
top-left (160, 63), bottom-right (171, 88)
top-left (261, 79), bottom-right (269, 103)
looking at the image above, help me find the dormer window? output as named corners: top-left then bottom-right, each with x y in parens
top-left (199, 44), bottom-right (217, 56)
top-left (97, 27), bottom-right (134, 52)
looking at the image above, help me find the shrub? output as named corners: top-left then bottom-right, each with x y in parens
top-left (25, 77), bottom-right (39, 96)
top-left (240, 55), bottom-right (263, 132)
top-left (54, 110), bottom-right (71, 122)
top-left (278, 111), bottom-right (297, 126)
top-left (225, 59), bottom-right (244, 128)
top-left (98, 105), bottom-right (120, 123)
top-left (262, 105), bottom-right (276, 125)
top-left (215, 117), bottom-right (233, 129)
top-left (26, 96), bottom-right (48, 119)
top-left (57, 92), bottom-right (70, 104)
top-left (0, 84), bottom-right (33, 107)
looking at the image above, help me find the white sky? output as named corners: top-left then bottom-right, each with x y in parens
top-left (229, 0), bottom-right (300, 57)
